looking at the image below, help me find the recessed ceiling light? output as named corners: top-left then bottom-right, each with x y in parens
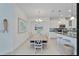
top-left (58, 10), bottom-right (61, 12)
top-left (68, 9), bottom-right (72, 12)
top-left (60, 15), bottom-right (63, 17)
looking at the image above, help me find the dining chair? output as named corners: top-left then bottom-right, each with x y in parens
top-left (42, 40), bottom-right (47, 49)
top-left (34, 40), bottom-right (43, 54)
top-left (30, 40), bottom-right (34, 48)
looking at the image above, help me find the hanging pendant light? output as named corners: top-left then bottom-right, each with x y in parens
top-left (35, 10), bottom-right (43, 22)
top-left (70, 16), bottom-right (75, 20)
top-left (70, 3), bottom-right (75, 20)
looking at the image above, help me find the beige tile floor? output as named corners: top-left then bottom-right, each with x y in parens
top-left (7, 39), bottom-right (65, 55)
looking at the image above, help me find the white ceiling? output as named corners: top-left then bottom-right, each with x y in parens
top-left (15, 3), bottom-right (76, 19)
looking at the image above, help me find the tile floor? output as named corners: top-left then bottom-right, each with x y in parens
top-left (7, 38), bottom-right (66, 55)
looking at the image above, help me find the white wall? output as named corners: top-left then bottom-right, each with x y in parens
top-left (13, 5), bottom-right (29, 49)
top-left (0, 4), bottom-right (29, 54)
top-left (0, 4), bottom-right (15, 54)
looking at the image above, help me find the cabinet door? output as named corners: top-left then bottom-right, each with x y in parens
top-left (57, 36), bottom-right (63, 45)
top-left (63, 38), bottom-right (72, 45)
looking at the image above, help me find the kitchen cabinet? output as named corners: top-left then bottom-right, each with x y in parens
top-left (57, 34), bottom-right (77, 55)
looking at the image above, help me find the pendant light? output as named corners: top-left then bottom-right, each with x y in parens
top-left (70, 3), bottom-right (75, 20)
top-left (35, 10), bottom-right (43, 22)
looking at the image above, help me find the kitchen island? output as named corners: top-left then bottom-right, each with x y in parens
top-left (57, 33), bottom-right (77, 55)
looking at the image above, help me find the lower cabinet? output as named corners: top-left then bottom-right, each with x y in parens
top-left (57, 34), bottom-right (77, 55)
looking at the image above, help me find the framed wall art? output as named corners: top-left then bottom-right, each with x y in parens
top-left (18, 17), bottom-right (27, 33)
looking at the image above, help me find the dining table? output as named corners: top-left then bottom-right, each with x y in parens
top-left (29, 34), bottom-right (48, 49)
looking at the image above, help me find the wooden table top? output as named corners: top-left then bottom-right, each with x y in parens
top-left (30, 34), bottom-right (48, 41)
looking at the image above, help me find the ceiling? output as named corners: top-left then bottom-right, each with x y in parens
top-left (15, 3), bottom-right (76, 19)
